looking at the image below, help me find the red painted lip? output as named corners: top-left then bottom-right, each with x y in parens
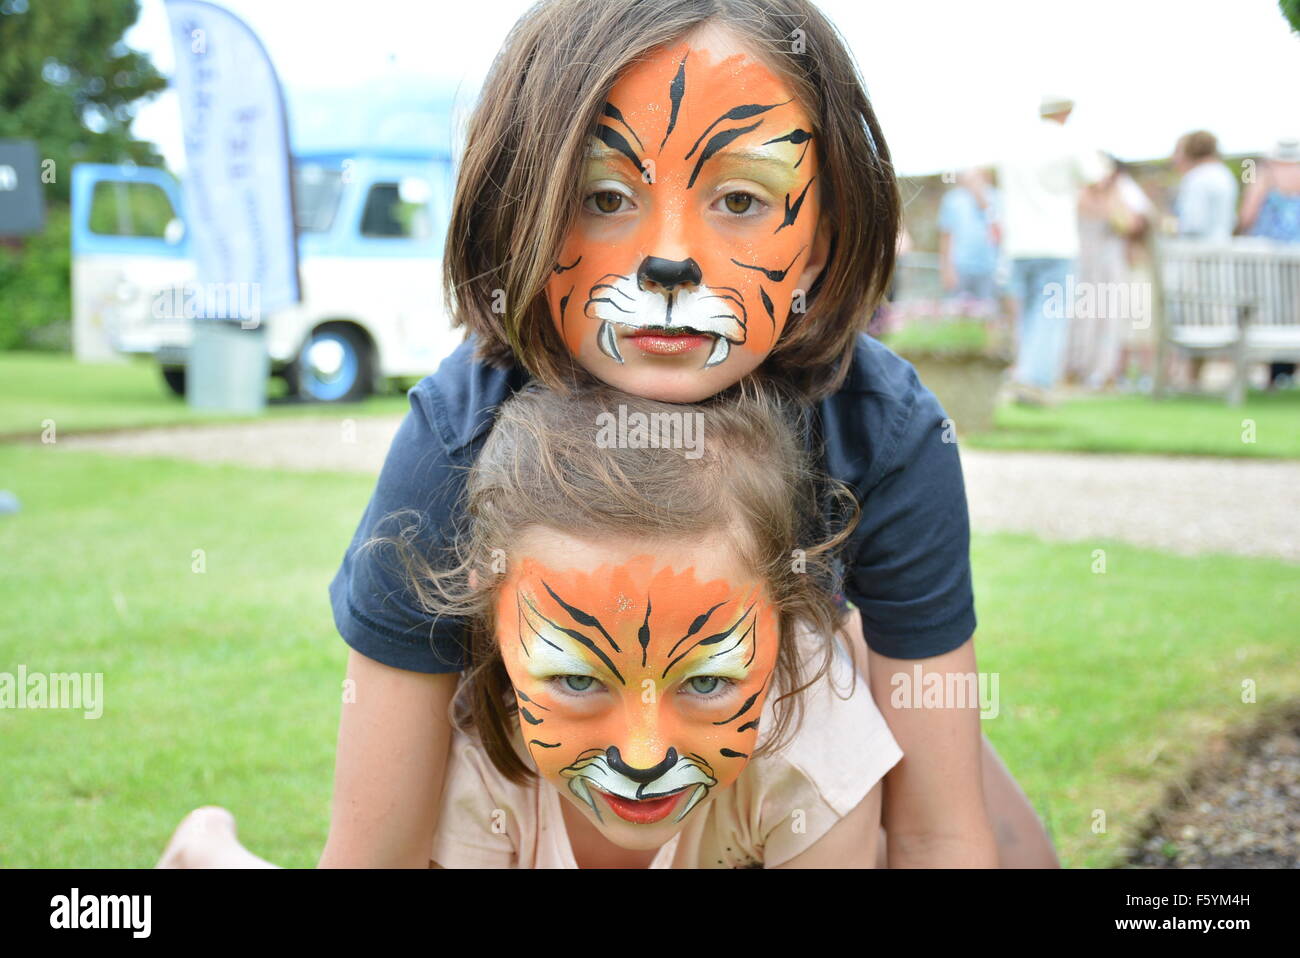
top-left (627, 332), bottom-right (712, 356)
top-left (598, 788), bottom-right (685, 825)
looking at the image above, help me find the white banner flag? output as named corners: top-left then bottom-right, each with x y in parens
top-left (164, 0), bottom-right (300, 319)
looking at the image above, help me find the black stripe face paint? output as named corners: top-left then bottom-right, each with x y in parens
top-left (548, 35), bottom-right (822, 390)
top-left (499, 555), bottom-right (782, 825)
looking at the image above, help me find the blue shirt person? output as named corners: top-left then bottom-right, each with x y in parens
top-left (938, 169), bottom-right (1000, 302)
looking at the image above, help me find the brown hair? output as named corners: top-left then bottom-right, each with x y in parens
top-left (369, 381), bottom-right (860, 783)
top-left (444, 0), bottom-right (900, 401)
top-left (1179, 130), bottom-right (1220, 162)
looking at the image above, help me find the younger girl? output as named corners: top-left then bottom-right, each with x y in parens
top-left (419, 384), bottom-right (898, 867)
top-left (160, 384), bottom-right (902, 868)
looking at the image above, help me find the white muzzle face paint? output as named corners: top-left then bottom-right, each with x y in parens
top-left (585, 273), bottom-right (747, 368)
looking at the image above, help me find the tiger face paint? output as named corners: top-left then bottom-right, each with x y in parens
top-left (546, 24), bottom-right (824, 402)
top-left (497, 550), bottom-right (779, 847)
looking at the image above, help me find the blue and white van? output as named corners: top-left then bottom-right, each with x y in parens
top-left (70, 146), bottom-right (461, 401)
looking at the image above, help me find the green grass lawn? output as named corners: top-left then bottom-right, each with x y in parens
top-left (972, 536), bottom-right (1299, 867)
top-left (5, 350), bottom-right (1298, 461)
top-left (0, 444), bottom-right (1296, 867)
top-left (0, 350), bottom-right (413, 439)
top-left (969, 390), bottom-right (1300, 459)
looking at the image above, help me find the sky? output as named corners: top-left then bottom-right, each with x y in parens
top-left (125, 0), bottom-right (1300, 176)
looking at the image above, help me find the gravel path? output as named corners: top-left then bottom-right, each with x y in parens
top-left (54, 415), bottom-right (406, 475)
top-left (1127, 702), bottom-right (1300, 868)
top-left (960, 448), bottom-right (1300, 562)
top-left (44, 416), bottom-right (1300, 562)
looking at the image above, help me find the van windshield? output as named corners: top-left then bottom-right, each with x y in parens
top-left (294, 163), bottom-right (344, 233)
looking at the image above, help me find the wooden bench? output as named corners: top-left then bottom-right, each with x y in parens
top-left (1152, 237), bottom-right (1300, 404)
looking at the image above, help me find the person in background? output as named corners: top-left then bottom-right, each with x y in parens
top-left (998, 94), bottom-right (1112, 405)
top-left (938, 167), bottom-right (1000, 303)
top-left (1238, 137), bottom-right (1300, 387)
top-left (1169, 131), bottom-right (1241, 389)
top-left (1069, 158), bottom-right (1155, 390)
top-left (1172, 130), bottom-right (1239, 241)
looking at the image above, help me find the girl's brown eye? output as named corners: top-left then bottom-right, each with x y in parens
top-left (724, 192), bottom-right (754, 214)
top-left (592, 191), bottom-right (623, 214)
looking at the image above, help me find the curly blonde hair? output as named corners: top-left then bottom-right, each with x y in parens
top-left (367, 381), bottom-right (859, 782)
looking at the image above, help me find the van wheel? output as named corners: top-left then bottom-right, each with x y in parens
top-left (160, 365), bottom-right (186, 397)
top-left (288, 326), bottom-right (371, 402)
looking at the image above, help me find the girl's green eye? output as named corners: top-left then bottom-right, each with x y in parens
top-left (723, 192), bottom-right (755, 214)
top-left (562, 675), bottom-right (597, 692)
top-left (591, 191), bottom-right (624, 214)
top-left (688, 676), bottom-right (722, 694)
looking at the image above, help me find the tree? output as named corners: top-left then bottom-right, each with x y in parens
top-left (0, 0), bottom-right (166, 204)
top-left (0, 0), bottom-right (165, 348)
top-left (1283, 0), bottom-right (1300, 34)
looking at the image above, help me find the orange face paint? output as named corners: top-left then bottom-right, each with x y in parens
top-left (497, 554), bottom-right (779, 831)
top-left (545, 29), bottom-right (820, 398)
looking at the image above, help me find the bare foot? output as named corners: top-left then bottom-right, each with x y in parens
top-left (156, 806), bottom-right (275, 869)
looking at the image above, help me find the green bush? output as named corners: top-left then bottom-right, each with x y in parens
top-left (0, 205), bottom-right (72, 350)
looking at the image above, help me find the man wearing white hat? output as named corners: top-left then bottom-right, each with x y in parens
top-left (998, 95), bottom-right (1113, 403)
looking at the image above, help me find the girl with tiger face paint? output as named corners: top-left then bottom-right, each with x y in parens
top-left (150, 377), bottom-right (906, 870)
top-left (387, 383), bottom-right (900, 866)
top-left (546, 22), bottom-right (829, 402)
top-left (499, 549), bottom-right (779, 849)
top-left (151, 380), bottom-right (882, 871)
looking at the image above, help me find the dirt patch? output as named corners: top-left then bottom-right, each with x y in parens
top-left (1126, 701), bottom-right (1300, 868)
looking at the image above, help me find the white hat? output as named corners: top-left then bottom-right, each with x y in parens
top-left (1270, 138), bottom-right (1300, 162)
top-left (1039, 94), bottom-right (1075, 116)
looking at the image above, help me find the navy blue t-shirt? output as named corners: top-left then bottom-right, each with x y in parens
top-left (328, 333), bottom-right (977, 672)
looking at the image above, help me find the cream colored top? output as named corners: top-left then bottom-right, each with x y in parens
top-left (430, 627), bottom-right (902, 868)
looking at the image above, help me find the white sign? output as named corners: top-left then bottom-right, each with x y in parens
top-left (164, 0), bottom-right (300, 318)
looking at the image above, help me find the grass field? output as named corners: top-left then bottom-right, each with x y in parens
top-left (0, 351), bottom-right (411, 439)
top-left (968, 389), bottom-right (1300, 460)
top-left (3, 351), bottom-right (1298, 459)
top-left (1, 442), bottom-right (1296, 868)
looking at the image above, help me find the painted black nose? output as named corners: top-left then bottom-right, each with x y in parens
top-left (604, 746), bottom-right (679, 783)
top-left (637, 256), bottom-right (702, 292)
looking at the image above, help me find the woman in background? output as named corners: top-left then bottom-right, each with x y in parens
top-left (1068, 158), bottom-right (1154, 390)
